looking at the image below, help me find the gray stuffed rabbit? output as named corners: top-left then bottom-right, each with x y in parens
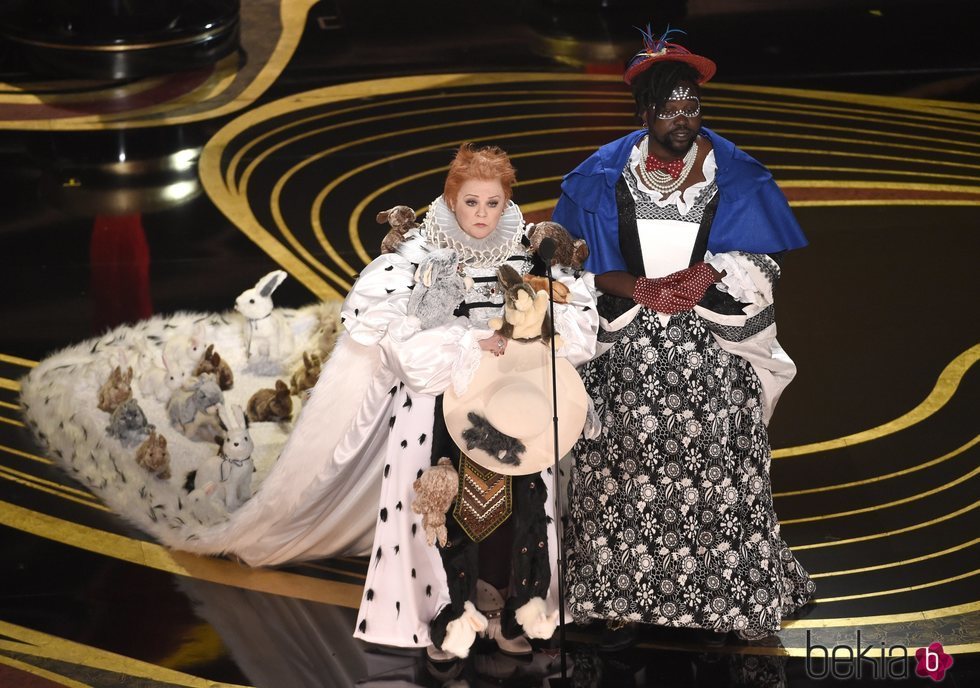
top-left (407, 248), bottom-right (470, 330)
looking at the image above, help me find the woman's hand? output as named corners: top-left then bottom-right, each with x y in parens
top-left (479, 331), bottom-right (509, 357)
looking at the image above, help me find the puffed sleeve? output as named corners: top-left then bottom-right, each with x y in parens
top-left (341, 252), bottom-right (483, 396)
top-left (550, 266), bottom-right (599, 368)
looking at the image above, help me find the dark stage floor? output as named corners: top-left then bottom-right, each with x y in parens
top-left (0, 1), bottom-right (978, 686)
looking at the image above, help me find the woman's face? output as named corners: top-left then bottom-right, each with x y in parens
top-left (450, 178), bottom-right (506, 239)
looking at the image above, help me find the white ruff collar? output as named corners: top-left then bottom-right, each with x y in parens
top-left (422, 195), bottom-right (525, 268)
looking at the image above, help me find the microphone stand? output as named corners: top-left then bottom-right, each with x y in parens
top-left (539, 239), bottom-right (569, 684)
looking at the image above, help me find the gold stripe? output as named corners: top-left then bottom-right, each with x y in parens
top-left (779, 179), bottom-right (980, 193)
top-left (705, 94), bottom-right (980, 135)
top-left (792, 501), bottom-right (977, 550)
top-left (0, 442), bottom-right (53, 465)
top-left (811, 539), bottom-right (980, 579)
top-left (709, 82), bottom-right (980, 122)
top-left (0, 463), bottom-right (97, 500)
top-left (0, 620), bottom-right (251, 688)
top-left (0, 653), bottom-right (92, 688)
top-left (790, 200), bottom-right (980, 207)
top-left (0, 500), bottom-right (364, 608)
top-left (773, 345), bottom-right (978, 458)
top-left (0, 353), bottom-right (38, 367)
top-left (780, 600), bottom-right (980, 629)
top-left (814, 568), bottom-right (979, 604)
top-left (0, 416), bottom-right (24, 427)
top-left (227, 91), bottom-right (627, 192)
top-left (720, 139), bottom-right (980, 173)
top-left (774, 436), bottom-right (980, 497)
top-left (768, 164), bottom-right (980, 184)
top-left (716, 121), bottom-right (980, 159)
top-left (298, 562), bottom-right (367, 580)
top-left (0, 400), bottom-right (20, 410)
top-left (781, 465), bottom-right (979, 525)
top-left (0, 467), bottom-right (108, 510)
top-left (0, 377), bottom-right (21, 391)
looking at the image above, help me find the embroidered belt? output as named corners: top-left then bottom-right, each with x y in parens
top-left (453, 453), bottom-right (512, 542)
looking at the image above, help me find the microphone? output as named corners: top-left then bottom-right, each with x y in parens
top-left (538, 232), bottom-right (569, 682)
top-left (537, 237), bottom-right (557, 263)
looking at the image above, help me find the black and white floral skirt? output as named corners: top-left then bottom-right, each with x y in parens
top-left (565, 306), bottom-right (814, 639)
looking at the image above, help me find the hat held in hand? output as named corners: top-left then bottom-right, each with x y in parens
top-left (443, 340), bottom-right (589, 476)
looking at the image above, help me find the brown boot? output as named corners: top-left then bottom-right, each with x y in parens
top-left (476, 579), bottom-right (533, 656)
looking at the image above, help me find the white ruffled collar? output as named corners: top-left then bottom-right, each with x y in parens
top-left (421, 195), bottom-right (525, 268)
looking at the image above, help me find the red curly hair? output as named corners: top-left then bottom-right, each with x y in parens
top-left (443, 143), bottom-right (517, 203)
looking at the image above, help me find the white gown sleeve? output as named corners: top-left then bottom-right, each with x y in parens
top-left (341, 251), bottom-right (483, 396)
top-left (550, 266), bottom-right (599, 368)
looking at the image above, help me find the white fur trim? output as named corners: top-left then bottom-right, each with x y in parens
top-left (439, 601), bottom-right (488, 658)
top-left (514, 596), bottom-right (559, 640)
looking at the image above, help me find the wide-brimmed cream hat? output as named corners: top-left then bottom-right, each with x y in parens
top-left (443, 340), bottom-right (589, 476)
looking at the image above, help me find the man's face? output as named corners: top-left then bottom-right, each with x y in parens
top-left (647, 80), bottom-right (702, 157)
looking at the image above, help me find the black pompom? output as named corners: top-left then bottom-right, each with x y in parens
top-left (366, 589), bottom-right (374, 601)
top-left (358, 619), bottom-right (366, 633)
top-left (388, 416), bottom-right (396, 429)
top-left (384, 464), bottom-right (391, 478)
top-left (411, 568), bottom-right (417, 578)
top-left (418, 433), bottom-right (427, 444)
top-left (425, 585), bottom-right (432, 597)
top-left (411, 523), bottom-right (418, 537)
top-left (400, 439), bottom-right (408, 448)
top-left (394, 545), bottom-right (400, 554)
top-left (380, 508), bottom-right (388, 523)
top-left (417, 469), bottom-right (424, 479)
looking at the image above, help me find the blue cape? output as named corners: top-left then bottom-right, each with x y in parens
top-left (552, 128), bottom-right (808, 274)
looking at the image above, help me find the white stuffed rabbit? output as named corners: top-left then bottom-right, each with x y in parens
top-left (192, 404), bottom-right (255, 511)
top-left (139, 352), bottom-right (190, 403)
top-left (163, 321), bottom-right (208, 376)
top-left (235, 270), bottom-right (294, 364)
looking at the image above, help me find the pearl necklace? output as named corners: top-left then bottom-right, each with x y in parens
top-left (636, 136), bottom-right (699, 196)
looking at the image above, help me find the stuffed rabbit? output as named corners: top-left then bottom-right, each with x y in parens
top-left (97, 365), bottom-right (133, 413)
top-left (407, 248), bottom-right (470, 330)
top-left (107, 398), bottom-right (154, 447)
top-left (139, 352), bottom-right (191, 403)
top-left (163, 322), bottom-right (208, 376)
top-left (488, 264), bottom-right (554, 343)
top-left (376, 205), bottom-right (418, 254)
top-left (167, 373), bottom-right (224, 441)
top-left (289, 351), bottom-right (322, 397)
top-left (193, 344), bottom-right (234, 391)
top-left (135, 430), bottom-right (171, 480)
top-left (246, 379), bottom-right (292, 423)
top-left (236, 270), bottom-right (294, 363)
top-left (191, 404), bottom-right (254, 511)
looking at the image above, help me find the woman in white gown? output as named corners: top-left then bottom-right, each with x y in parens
top-left (295, 144), bottom-right (597, 657)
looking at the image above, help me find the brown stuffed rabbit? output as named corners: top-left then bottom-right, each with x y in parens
top-left (488, 265), bottom-right (554, 343)
top-left (97, 365), bottom-right (133, 413)
top-left (135, 430), bottom-right (171, 480)
top-left (290, 351), bottom-right (322, 396)
top-left (246, 379), bottom-right (293, 422)
top-left (193, 344), bottom-right (234, 391)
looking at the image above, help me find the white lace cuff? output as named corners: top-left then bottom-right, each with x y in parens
top-left (452, 327), bottom-right (489, 396)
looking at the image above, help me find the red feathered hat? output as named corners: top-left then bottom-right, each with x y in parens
top-left (624, 25), bottom-right (716, 86)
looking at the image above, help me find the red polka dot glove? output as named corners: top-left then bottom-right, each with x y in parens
top-left (633, 262), bottom-right (719, 314)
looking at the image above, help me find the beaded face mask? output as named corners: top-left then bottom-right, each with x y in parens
top-left (655, 84), bottom-right (701, 120)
